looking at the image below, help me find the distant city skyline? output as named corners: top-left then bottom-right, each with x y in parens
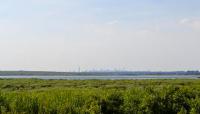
top-left (0, 0), bottom-right (200, 71)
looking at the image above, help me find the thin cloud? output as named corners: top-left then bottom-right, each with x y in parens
top-left (180, 18), bottom-right (200, 30)
top-left (107, 20), bottom-right (119, 25)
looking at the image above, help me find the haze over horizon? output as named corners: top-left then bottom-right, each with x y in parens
top-left (0, 0), bottom-right (200, 71)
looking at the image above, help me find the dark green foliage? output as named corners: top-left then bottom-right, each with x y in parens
top-left (100, 92), bottom-right (124, 114)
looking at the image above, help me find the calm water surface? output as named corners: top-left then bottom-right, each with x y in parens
top-left (0, 75), bottom-right (199, 80)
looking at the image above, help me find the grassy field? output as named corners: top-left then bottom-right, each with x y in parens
top-left (0, 79), bottom-right (200, 114)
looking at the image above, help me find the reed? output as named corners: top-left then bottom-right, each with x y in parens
top-left (0, 79), bottom-right (199, 114)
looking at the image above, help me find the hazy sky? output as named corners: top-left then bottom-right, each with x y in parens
top-left (0, 0), bottom-right (200, 71)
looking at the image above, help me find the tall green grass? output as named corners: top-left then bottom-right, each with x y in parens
top-left (0, 79), bottom-right (200, 113)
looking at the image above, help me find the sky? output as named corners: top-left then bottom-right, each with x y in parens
top-left (0, 0), bottom-right (200, 71)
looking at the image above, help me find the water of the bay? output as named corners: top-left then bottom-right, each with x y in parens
top-left (0, 75), bottom-right (199, 80)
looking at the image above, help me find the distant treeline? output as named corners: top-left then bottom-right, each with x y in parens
top-left (0, 70), bottom-right (199, 76)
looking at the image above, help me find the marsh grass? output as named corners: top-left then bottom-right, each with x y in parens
top-left (0, 79), bottom-right (200, 113)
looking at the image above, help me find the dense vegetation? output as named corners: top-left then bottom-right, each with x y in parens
top-left (0, 79), bottom-right (200, 113)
